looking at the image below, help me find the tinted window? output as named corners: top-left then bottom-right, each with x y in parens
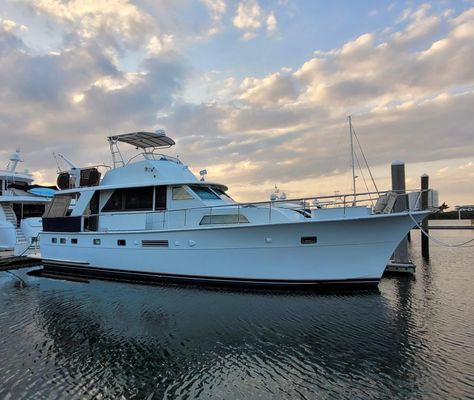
top-left (102, 187), bottom-right (153, 212)
top-left (189, 185), bottom-right (220, 200)
top-left (155, 186), bottom-right (167, 210)
top-left (102, 190), bottom-right (123, 211)
top-left (125, 187), bottom-right (153, 210)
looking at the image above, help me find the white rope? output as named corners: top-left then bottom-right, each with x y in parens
top-left (409, 213), bottom-right (474, 248)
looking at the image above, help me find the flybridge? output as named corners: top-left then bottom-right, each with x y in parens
top-left (108, 130), bottom-right (177, 168)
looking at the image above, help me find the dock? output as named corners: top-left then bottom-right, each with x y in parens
top-left (427, 225), bottom-right (474, 230)
top-left (0, 251), bottom-right (42, 271)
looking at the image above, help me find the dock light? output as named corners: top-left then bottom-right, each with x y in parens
top-left (199, 169), bottom-right (207, 181)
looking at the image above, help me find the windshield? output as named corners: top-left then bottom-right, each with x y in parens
top-left (189, 185), bottom-right (220, 200)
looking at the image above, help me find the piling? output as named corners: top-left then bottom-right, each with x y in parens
top-left (385, 161), bottom-right (415, 274)
top-left (421, 174), bottom-right (430, 258)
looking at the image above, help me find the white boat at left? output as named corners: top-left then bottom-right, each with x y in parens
top-left (0, 150), bottom-right (55, 255)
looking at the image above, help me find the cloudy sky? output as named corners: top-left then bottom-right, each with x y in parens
top-left (1, 0), bottom-right (473, 206)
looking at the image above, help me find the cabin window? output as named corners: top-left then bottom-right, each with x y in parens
top-left (117, 240), bottom-right (126, 246)
top-left (125, 187), bottom-right (153, 210)
top-left (172, 186), bottom-right (193, 200)
top-left (102, 187), bottom-right (153, 212)
top-left (102, 190), bottom-right (123, 211)
top-left (189, 185), bottom-right (220, 200)
top-left (155, 186), bottom-right (167, 210)
top-left (199, 214), bottom-right (249, 225)
top-left (211, 187), bottom-right (233, 201)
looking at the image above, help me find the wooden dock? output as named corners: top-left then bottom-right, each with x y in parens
top-left (0, 251), bottom-right (42, 271)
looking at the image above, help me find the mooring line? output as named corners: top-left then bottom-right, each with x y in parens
top-left (409, 213), bottom-right (474, 248)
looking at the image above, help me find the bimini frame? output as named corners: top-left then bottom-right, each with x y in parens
top-left (107, 131), bottom-right (176, 168)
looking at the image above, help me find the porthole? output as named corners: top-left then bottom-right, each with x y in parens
top-left (117, 240), bottom-right (126, 246)
top-left (93, 239), bottom-right (101, 245)
top-left (60, 238), bottom-right (66, 244)
top-left (71, 238), bottom-right (78, 244)
top-left (51, 238), bottom-right (57, 244)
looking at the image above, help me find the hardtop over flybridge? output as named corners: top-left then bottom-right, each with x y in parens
top-left (39, 130), bottom-right (431, 289)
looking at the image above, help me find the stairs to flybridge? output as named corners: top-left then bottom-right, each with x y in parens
top-left (1, 203), bottom-right (27, 245)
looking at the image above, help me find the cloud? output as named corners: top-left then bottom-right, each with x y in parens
top-left (239, 72), bottom-right (299, 106)
top-left (266, 13), bottom-right (277, 34)
top-left (233, 0), bottom-right (278, 40)
top-left (1, 18), bottom-right (28, 33)
top-left (392, 4), bottom-right (441, 48)
top-left (27, 0), bottom-right (156, 49)
top-left (0, 3), bottom-right (473, 206)
top-left (0, 20), bottom-right (187, 176)
top-left (201, 0), bottom-right (227, 22)
top-left (156, 6), bottom-right (474, 203)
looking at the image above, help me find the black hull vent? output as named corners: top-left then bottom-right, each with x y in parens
top-left (142, 240), bottom-right (169, 248)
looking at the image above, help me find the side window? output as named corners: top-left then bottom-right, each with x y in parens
top-left (102, 187), bottom-right (153, 212)
top-left (199, 214), bottom-right (249, 225)
top-left (102, 190), bottom-right (123, 212)
top-left (172, 186), bottom-right (193, 200)
top-left (155, 186), bottom-right (167, 210)
top-left (125, 187), bottom-right (153, 210)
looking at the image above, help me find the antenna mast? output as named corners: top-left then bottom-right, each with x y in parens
top-left (349, 116), bottom-right (356, 197)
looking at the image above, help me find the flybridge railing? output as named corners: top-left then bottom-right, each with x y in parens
top-left (126, 152), bottom-right (182, 165)
top-left (82, 189), bottom-right (430, 231)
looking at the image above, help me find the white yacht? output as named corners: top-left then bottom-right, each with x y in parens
top-left (39, 131), bottom-right (429, 289)
top-left (0, 150), bottom-right (55, 254)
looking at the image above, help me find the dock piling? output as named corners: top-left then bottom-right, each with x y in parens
top-left (421, 174), bottom-right (430, 258)
top-left (386, 161), bottom-right (416, 273)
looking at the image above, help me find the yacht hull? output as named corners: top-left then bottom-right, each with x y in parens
top-left (39, 211), bottom-right (426, 289)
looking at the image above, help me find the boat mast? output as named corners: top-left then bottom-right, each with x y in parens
top-left (349, 116), bottom-right (356, 197)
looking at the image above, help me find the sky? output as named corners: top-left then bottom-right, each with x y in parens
top-left (0, 0), bottom-right (473, 207)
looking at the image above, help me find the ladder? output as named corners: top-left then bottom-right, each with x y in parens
top-left (1, 203), bottom-right (27, 244)
top-left (108, 138), bottom-right (125, 168)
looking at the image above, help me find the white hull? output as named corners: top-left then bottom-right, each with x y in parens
top-left (39, 212), bottom-right (425, 288)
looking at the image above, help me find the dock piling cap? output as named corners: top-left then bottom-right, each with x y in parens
top-left (392, 160), bottom-right (405, 166)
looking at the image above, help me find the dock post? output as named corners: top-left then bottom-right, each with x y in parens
top-left (421, 174), bottom-right (430, 258)
top-left (386, 161), bottom-right (415, 273)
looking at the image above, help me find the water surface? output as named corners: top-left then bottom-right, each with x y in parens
top-left (1, 230), bottom-right (473, 399)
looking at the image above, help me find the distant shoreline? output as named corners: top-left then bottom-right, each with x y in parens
top-left (429, 210), bottom-right (474, 220)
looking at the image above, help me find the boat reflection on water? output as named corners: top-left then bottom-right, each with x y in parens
top-left (4, 228), bottom-right (474, 400)
top-left (11, 275), bottom-right (420, 399)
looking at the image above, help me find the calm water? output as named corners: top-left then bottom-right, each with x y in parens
top-left (1, 230), bottom-right (473, 399)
